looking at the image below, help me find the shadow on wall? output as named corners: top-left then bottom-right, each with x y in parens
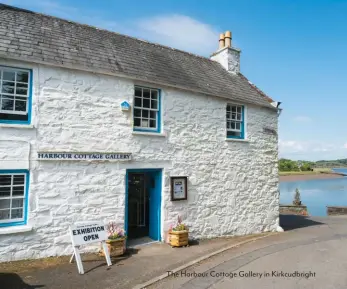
top-left (280, 214), bottom-right (325, 231)
top-left (0, 273), bottom-right (44, 289)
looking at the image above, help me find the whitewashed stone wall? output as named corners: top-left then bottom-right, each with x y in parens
top-left (0, 58), bottom-right (279, 261)
top-left (210, 46), bottom-right (241, 73)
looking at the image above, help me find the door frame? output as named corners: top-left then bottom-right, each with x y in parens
top-left (125, 169), bottom-right (162, 243)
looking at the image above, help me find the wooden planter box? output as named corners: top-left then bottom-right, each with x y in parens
top-left (169, 230), bottom-right (189, 247)
top-left (100, 238), bottom-right (126, 257)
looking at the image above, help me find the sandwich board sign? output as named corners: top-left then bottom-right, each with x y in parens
top-left (69, 221), bottom-right (112, 274)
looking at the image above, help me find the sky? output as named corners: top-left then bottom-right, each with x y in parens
top-left (2, 0), bottom-right (347, 161)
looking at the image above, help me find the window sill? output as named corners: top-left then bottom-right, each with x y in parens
top-left (0, 225), bottom-right (33, 235)
top-left (0, 123), bottom-right (35, 129)
top-left (132, 131), bottom-right (166, 137)
top-left (225, 138), bottom-right (250, 143)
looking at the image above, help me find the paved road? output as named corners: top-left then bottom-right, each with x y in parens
top-left (149, 215), bottom-right (347, 289)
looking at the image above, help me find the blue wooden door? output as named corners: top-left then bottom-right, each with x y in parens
top-left (149, 170), bottom-right (161, 241)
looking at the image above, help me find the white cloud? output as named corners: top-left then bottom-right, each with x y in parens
top-left (293, 116), bottom-right (312, 122)
top-left (279, 139), bottom-right (347, 160)
top-left (136, 15), bottom-right (219, 55)
top-left (279, 139), bottom-right (337, 154)
top-left (343, 143), bottom-right (347, 149)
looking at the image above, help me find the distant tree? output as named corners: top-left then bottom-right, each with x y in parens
top-left (279, 158), bottom-right (300, 171)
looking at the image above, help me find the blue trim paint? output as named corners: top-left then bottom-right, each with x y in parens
top-left (125, 169), bottom-right (162, 243)
top-left (149, 169), bottom-right (162, 240)
top-left (124, 172), bottom-right (129, 246)
top-left (133, 87), bottom-right (162, 133)
top-left (0, 169), bottom-right (30, 227)
top-left (241, 105), bottom-right (245, 139)
top-left (0, 66), bottom-right (33, 125)
top-left (227, 105), bottom-right (245, 139)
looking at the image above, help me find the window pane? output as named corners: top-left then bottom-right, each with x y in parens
top-left (143, 89), bottom-right (150, 98)
top-left (12, 198), bottom-right (23, 208)
top-left (15, 100), bottom-right (27, 112)
top-left (13, 175), bottom-right (25, 185)
top-left (0, 175), bottom-right (11, 186)
top-left (2, 84), bottom-right (15, 94)
top-left (16, 72), bottom-right (28, 83)
top-left (143, 98), bottom-right (150, 108)
top-left (11, 208), bottom-right (23, 219)
top-left (17, 82), bottom-right (28, 88)
top-left (149, 119), bottom-right (156, 128)
top-left (141, 119), bottom-right (149, 127)
top-left (231, 122), bottom-right (235, 129)
top-left (16, 96), bottom-right (27, 101)
top-left (236, 123), bottom-right (241, 130)
top-left (150, 111), bottom-right (156, 118)
top-left (13, 186), bottom-right (24, 196)
top-left (1, 97), bottom-right (14, 110)
top-left (142, 110), bottom-right (149, 118)
top-left (0, 210), bottom-right (10, 220)
top-left (151, 90), bottom-right (158, 100)
top-left (237, 113), bottom-right (242, 121)
top-left (135, 87), bottom-right (142, 97)
top-left (3, 71), bottom-right (15, 81)
top-left (0, 187), bottom-right (10, 197)
top-left (134, 118), bottom-right (141, 126)
top-left (226, 112), bottom-right (230, 119)
top-left (237, 107), bottom-right (242, 113)
top-left (134, 97), bottom-right (142, 107)
top-left (227, 131), bottom-right (241, 138)
top-left (16, 88), bottom-right (27, 95)
top-left (134, 108), bottom-right (141, 117)
top-left (151, 100), bottom-right (158, 109)
top-left (226, 122), bottom-right (231, 129)
top-left (231, 106), bottom-right (236, 112)
top-left (0, 199), bottom-right (10, 210)
top-left (231, 113), bottom-right (236, 120)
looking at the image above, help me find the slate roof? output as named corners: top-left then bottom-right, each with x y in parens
top-left (0, 4), bottom-right (275, 109)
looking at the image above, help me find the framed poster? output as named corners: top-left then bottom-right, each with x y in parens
top-left (171, 176), bottom-right (188, 201)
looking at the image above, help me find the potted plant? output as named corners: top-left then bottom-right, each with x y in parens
top-left (168, 216), bottom-right (189, 247)
top-left (100, 222), bottom-right (126, 257)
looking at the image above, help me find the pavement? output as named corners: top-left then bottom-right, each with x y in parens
top-left (148, 215), bottom-right (347, 289)
top-left (2, 214), bottom-right (347, 289)
top-left (0, 232), bottom-right (267, 289)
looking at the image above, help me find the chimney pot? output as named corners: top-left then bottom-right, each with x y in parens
top-left (219, 33), bottom-right (225, 49)
top-left (210, 30), bottom-right (240, 74)
top-left (225, 31), bottom-right (232, 47)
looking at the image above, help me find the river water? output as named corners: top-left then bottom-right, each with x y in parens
top-left (280, 168), bottom-right (347, 216)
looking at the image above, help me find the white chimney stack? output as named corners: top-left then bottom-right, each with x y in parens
top-left (210, 30), bottom-right (241, 74)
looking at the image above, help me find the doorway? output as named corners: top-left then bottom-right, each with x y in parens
top-left (126, 169), bottom-right (162, 243)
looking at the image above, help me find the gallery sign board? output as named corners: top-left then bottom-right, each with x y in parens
top-left (69, 221), bottom-right (112, 274)
top-left (37, 152), bottom-right (132, 162)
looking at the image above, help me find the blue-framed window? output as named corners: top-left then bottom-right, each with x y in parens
top-left (0, 170), bottom-right (29, 227)
top-left (226, 104), bottom-right (245, 139)
top-left (0, 66), bottom-right (32, 124)
top-left (133, 86), bottom-right (161, 133)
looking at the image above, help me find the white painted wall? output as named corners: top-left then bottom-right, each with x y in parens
top-left (210, 46), bottom-right (241, 73)
top-left (0, 58), bottom-right (279, 261)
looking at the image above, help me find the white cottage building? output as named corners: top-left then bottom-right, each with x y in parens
top-left (0, 4), bottom-right (281, 261)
